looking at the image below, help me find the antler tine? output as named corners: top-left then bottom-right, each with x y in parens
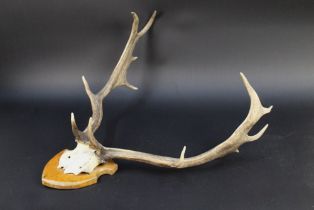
top-left (70, 112), bottom-right (80, 140)
top-left (138, 10), bottom-right (157, 37)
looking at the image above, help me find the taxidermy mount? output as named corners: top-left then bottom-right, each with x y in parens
top-left (42, 11), bottom-right (273, 189)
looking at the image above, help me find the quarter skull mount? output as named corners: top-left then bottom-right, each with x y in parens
top-left (42, 11), bottom-right (273, 189)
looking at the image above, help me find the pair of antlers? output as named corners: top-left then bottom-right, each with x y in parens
top-left (69, 11), bottom-right (272, 169)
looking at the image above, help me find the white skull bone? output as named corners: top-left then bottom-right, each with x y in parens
top-left (58, 142), bottom-right (101, 175)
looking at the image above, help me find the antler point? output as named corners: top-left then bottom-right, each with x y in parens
top-left (126, 83), bottom-right (138, 90)
top-left (131, 12), bottom-right (139, 20)
top-left (263, 105), bottom-right (273, 114)
top-left (239, 72), bottom-right (248, 82)
top-left (152, 10), bottom-right (157, 18)
top-left (180, 146), bottom-right (187, 160)
top-left (248, 124), bottom-right (269, 142)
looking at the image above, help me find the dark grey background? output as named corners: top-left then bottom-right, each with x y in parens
top-left (0, 0), bottom-right (313, 209)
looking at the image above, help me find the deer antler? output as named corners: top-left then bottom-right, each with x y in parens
top-left (58, 11), bottom-right (272, 174)
top-left (71, 11), bottom-right (157, 142)
top-left (91, 73), bottom-right (272, 168)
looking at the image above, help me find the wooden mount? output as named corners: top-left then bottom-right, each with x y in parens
top-left (42, 150), bottom-right (118, 189)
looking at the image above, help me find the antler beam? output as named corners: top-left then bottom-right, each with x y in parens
top-left (92, 73), bottom-right (273, 168)
top-left (71, 11), bottom-right (157, 141)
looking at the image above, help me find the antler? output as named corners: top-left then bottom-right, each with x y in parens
top-left (71, 11), bottom-right (157, 143)
top-left (92, 73), bottom-right (273, 168)
top-left (59, 11), bottom-right (273, 175)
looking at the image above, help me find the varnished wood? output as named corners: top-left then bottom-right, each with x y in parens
top-left (42, 150), bottom-right (118, 189)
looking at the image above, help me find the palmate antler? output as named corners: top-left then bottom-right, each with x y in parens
top-left (58, 11), bottom-right (272, 175)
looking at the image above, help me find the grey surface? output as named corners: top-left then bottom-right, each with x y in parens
top-left (0, 100), bottom-right (313, 210)
top-left (1, 0), bottom-right (314, 100)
